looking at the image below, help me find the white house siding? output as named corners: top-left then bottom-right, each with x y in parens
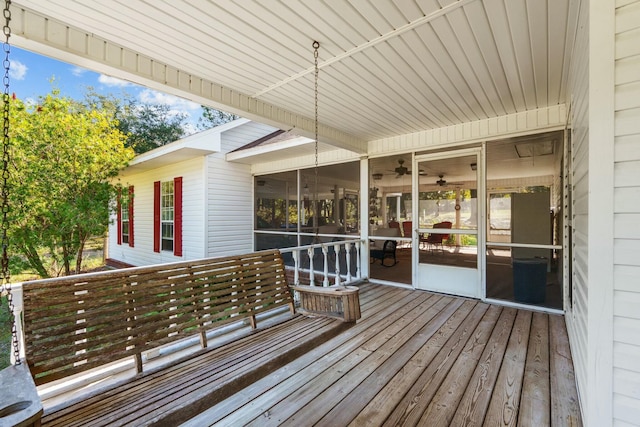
top-left (613, 0), bottom-right (640, 424)
top-left (567, 0), bottom-right (590, 417)
top-left (205, 122), bottom-right (276, 257)
top-left (108, 157), bottom-right (206, 266)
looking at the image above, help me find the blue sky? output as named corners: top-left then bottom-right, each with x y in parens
top-left (9, 46), bottom-right (203, 133)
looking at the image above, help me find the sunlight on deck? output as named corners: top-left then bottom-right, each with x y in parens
top-left (185, 283), bottom-right (582, 426)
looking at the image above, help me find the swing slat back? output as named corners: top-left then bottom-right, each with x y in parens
top-left (21, 250), bottom-right (294, 385)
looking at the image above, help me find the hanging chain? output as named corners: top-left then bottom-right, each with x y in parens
top-left (312, 41), bottom-right (319, 238)
top-left (1, 0), bottom-right (18, 365)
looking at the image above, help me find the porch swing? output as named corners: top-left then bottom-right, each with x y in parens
top-left (0, 1), bottom-right (44, 425)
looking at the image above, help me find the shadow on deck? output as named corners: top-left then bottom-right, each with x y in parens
top-left (185, 283), bottom-right (582, 427)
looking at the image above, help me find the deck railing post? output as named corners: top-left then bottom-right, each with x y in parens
top-left (292, 250), bottom-right (300, 285)
top-left (308, 247), bottom-right (315, 286)
top-left (322, 245), bottom-right (329, 287)
top-left (345, 242), bottom-right (352, 282)
top-left (334, 243), bottom-right (341, 286)
top-left (355, 241), bottom-right (361, 279)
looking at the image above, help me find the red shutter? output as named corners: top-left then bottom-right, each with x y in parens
top-left (153, 181), bottom-right (160, 253)
top-left (116, 188), bottom-right (122, 245)
top-left (174, 177), bottom-right (183, 257)
top-left (128, 185), bottom-right (135, 247)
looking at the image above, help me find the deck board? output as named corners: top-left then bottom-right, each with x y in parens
top-left (182, 283), bottom-right (582, 427)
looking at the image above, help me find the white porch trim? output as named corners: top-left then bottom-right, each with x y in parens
top-left (10, 5), bottom-right (367, 155)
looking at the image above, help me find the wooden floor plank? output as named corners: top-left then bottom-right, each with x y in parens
top-left (480, 310), bottom-right (532, 426)
top-left (252, 295), bottom-right (453, 426)
top-left (350, 302), bottom-right (490, 427)
top-left (383, 304), bottom-right (505, 427)
top-left (203, 288), bottom-right (434, 426)
top-left (417, 307), bottom-right (517, 426)
top-left (451, 312), bottom-right (530, 426)
top-left (549, 315), bottom-right (583, 427)
top-left (518, 312), bottom-right (550, 426)
top-left (319, 299), bottom-right (478, 427)
top-left (307, 298), bottom-right (470, 427)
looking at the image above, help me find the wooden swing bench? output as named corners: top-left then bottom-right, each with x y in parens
top-left (10, 250), bottom-right (360, 426)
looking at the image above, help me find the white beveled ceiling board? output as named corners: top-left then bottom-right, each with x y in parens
top-left (12, 0), bottom-right (577, 145)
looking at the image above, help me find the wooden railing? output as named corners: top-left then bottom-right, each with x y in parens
top-left (280, 239), bottom-right (364, 287)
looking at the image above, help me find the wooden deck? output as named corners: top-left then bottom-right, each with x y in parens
top-left (184, 283), bottom-right (582, 427)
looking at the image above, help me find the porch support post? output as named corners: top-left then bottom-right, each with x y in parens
top-left (360, 158), bottom-right (370, 279)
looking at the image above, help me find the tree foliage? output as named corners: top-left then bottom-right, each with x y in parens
top-left (84, 90), bottom-right (188, 154)
top-left (9, 91), bottom-right (134, 277)
top-left (197, 106), bottom-right (239, 130)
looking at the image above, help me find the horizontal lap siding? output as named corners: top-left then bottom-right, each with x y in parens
top-left (207, 122), bottom-right (276, 257)
top-left (109, 157), bottom-right (206, 266)
top-left (567, 0), bottom-right (590, 416)
top-left (613, 1), bottom-right (640, 424)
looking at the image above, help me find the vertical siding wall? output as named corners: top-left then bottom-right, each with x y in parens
top-left (108, 157), bottom-right (206, 266)
top-left (568, 0), bottom-right (590, 415)
top-left (206, 122), bottom-right (277, 257)
top-left (613, 0), bottom-right (640, 424)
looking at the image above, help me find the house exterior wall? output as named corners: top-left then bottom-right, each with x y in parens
top-left (108, 157), bottom-right (206, 266)
top-left (564, 0), bottom-right (640, 425)
top-left (613, 0), bottom-right (640, 424)
top-left (567, 0), bottom-right (591, 418)
top-left (205, 121), bottom-right (275, 257)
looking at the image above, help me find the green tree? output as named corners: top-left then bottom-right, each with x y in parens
top-left (197, 106), bottom-right (239, 130)
top-left (9, 91), bottom-right (134, 277)
top-left (84, 90), bottom-right (188, 154)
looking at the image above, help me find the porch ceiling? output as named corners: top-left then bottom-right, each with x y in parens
top-left (12, 0), bottom-right (578, 146)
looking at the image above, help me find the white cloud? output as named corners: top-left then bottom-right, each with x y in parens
top-left (10, 60), bottom-right (27, 80)
top-left (138, 89), bottom-right (200, 111)
top-left (98, 74), bottom-right (132, 87)
top-left (71, 66), bottom-right (87, 77)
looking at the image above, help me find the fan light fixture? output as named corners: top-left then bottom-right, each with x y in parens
top-left (372, 173), bottom-right (383, 180)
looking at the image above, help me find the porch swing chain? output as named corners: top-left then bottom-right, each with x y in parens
top-left (1, 0), bottom-right (19, 365)
top-left (313, 41), bottom-right (319, 238)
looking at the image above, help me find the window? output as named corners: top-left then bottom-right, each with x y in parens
top-left (154, 178), bottom-right (182, 256)
top-left (161, 181), bottom-right (174, 251)
top-left (122, 198), bottom-right (130, 244)
top-left (117, 186), bottom-right (134, 247)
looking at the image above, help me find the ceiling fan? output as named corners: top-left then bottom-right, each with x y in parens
top-left (393, 159), bottom-right (410, 177)
top-left (436, 174), bottom-right (447, 186)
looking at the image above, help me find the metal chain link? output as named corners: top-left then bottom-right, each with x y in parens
top-left (1, 0), bottom-right (18, 365)
top-left (312, 41), bottom-right (319, 238)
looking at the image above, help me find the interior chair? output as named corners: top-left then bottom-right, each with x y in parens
top-left (370, 240), bottom-right (398, 267)
top-left (399, 221), bottom-right (413, 248)
top-left (421, 221), bottom-right (452, 253)
top-left (401, 221), bottom-right (412, 238)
